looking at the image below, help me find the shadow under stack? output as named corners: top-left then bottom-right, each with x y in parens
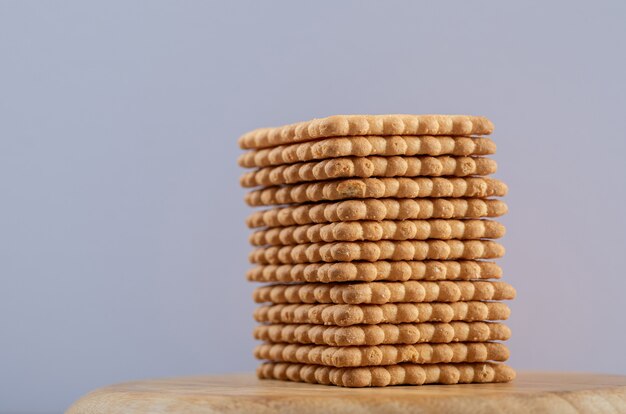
top-left (238, 114), bottom-right (515, 387)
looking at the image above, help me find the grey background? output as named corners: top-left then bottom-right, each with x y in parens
top-left (1, 1), bottom-right (626, 412)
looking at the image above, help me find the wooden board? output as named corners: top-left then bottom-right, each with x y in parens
top-left (67, 371), bottom-right (626, 414)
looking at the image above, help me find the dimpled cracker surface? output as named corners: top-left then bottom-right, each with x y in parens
top-left (253, 301), bottom-right (510, 326)
top-left (257, 362), bottom-right (516, 387)
top-left (249, 219), bottom-right (506, 246)
top-left (246, 198), bottom-right (507, 228)
top-left (245, 177), bottom-right (508, 206)
top-left (253, 322), bottom-right (512, 346)
top-left (238, 135), bottom-right (496, 168)
top-left (249, 240), bottom-right (505, 265)
top-left (239, 115), bottom-right (494, 149)
top-left (240, 156), bottom-right (497, 188)
top-left (253, 280), bottom-right (515, 305)
top-left (246, 260), bottom-right (502, 283)
top-left (254, 342), bottom-right (509, 367)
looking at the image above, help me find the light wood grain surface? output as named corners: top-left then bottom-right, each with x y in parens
top-left (67, 371), bottom-right (626, 414)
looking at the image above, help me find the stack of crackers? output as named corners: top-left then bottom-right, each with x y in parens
top-left (238, 115), bottom-right (515, 387)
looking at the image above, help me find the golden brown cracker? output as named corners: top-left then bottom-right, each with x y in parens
top-left (249, 240), bottom-right (505, 265)
top-left (238, 135), bottom-right (496, 168)
top-left (239, 114), bottom-right (494, 149)
top-left (253, 322), bottom-right (512, 346)
top-left (240, 156), bottom-right (497, 188)
top-left (253, 301), bottom-right (510, 326)
top-left (249, 219), bottom-right (505, 246)
top-left (245, 177), bottom-right (508, 206)
top-left (254, 342), bottom-right (509, 367)
top-left (246, 198), bottom-right (508, 228)
top-left (253, 281), bottom-right (515, 305)
top-left (247, 260), bottom-right (502, 283)
top-left (257, 362), bottom-right (516, 387)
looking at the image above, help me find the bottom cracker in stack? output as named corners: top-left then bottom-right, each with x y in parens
top-left (252, 280), bottom-right (515, 387)
top-left (257, 362), bottom-right (516, 388)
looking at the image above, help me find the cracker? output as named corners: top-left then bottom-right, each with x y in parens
top-left (238, 115), bottom-right (494, 149)
top-left (246, 198), bottom-right (508, 228)
top-left (245, 177), bottom-right (508, 206)
top-left (238, 136), bottom-right (496, 168)
top-left (253, 302), bottom-right (510, 325)
top-left (253, 322), bottom-right (512, 346)
top-left (247, 260), bottom-right (502, 283)
top-left (257, 362), bottom-right (516, 387)
top-left (248, 240), bottom-right (505, 265)
top-left (240, 156), bottom-right (497, 188)
top-left (249, 219), bottom-right (505, 246)
top-left (254, 342), bottom-right (509, 367)
top-left (253, 281), bottom-right (515, 305)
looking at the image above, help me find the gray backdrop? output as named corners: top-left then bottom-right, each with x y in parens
top-left (2, 1), bottom-right (626, 412)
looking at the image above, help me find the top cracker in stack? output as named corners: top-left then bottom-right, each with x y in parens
top-left (239, 114), bottom-right (514, 387)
